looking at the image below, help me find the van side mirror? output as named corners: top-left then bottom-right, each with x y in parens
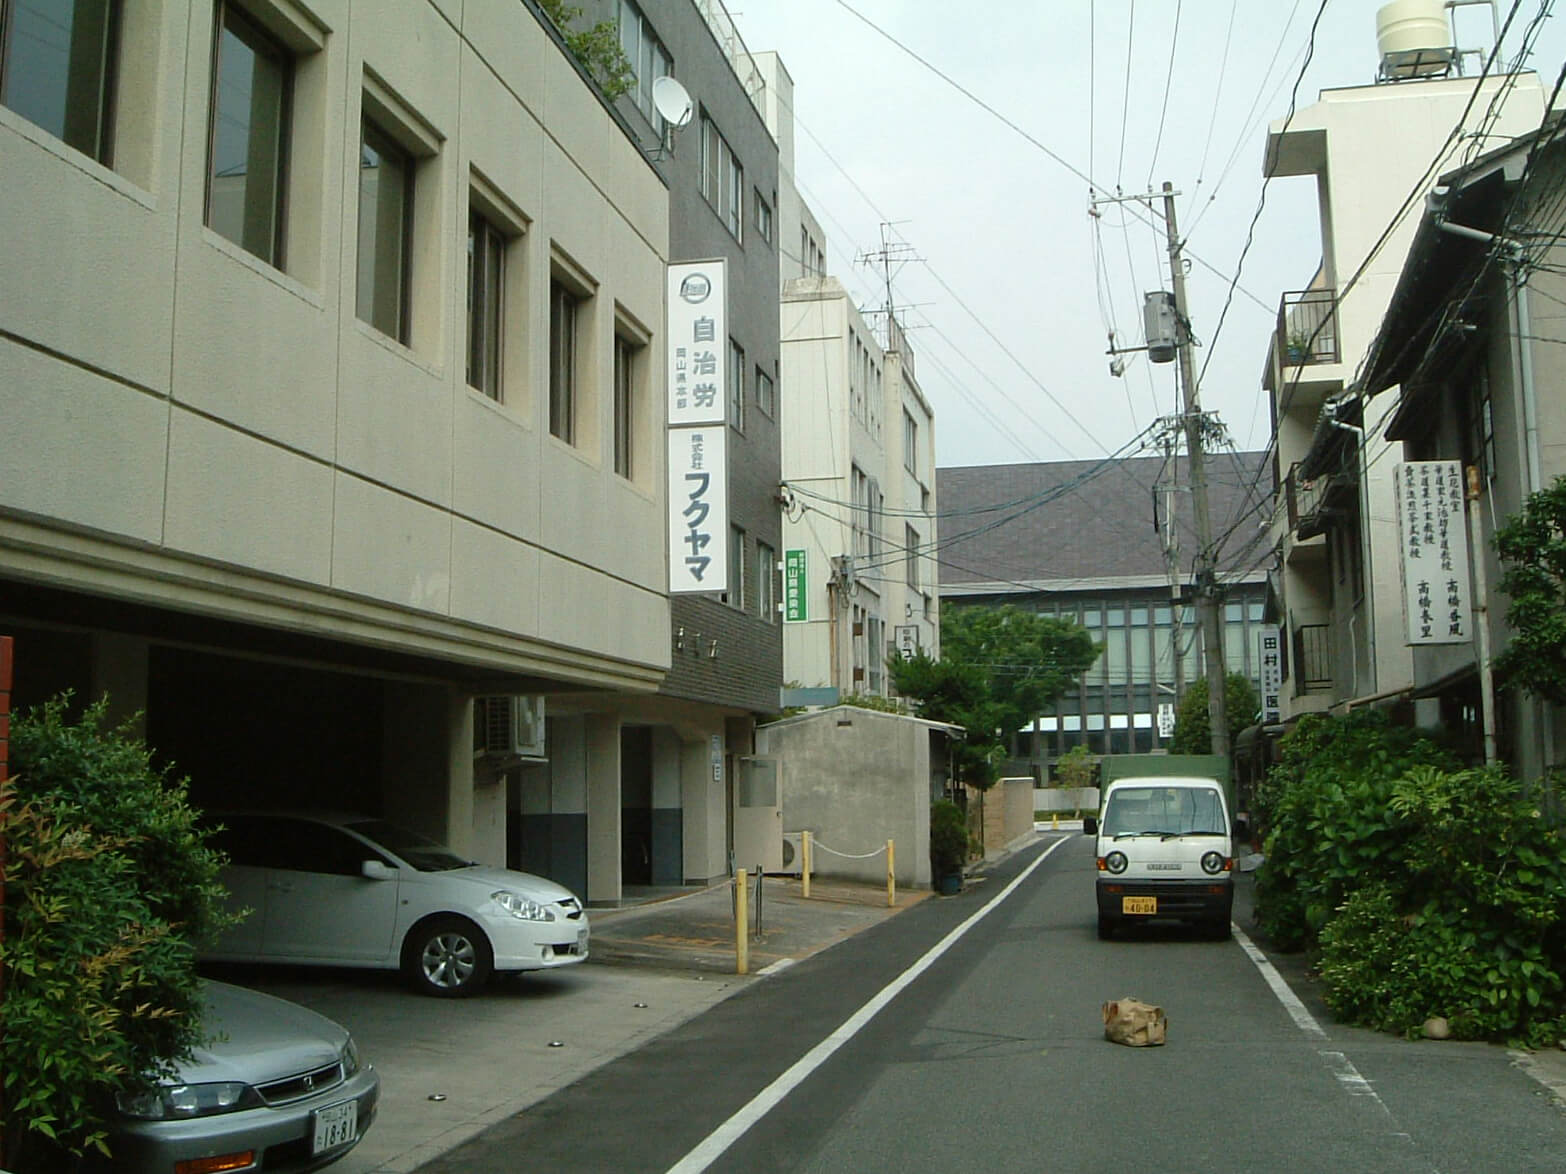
top-left (1083, 816), bottom-right (1098, 836)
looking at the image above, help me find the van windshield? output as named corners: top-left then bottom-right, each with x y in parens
top-left (1101, 786), bottom-right (1226, 838)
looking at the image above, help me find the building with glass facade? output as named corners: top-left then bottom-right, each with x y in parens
top-left (936, 453), bottom-right (1270, 777)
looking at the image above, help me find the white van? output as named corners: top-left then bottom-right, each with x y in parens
top-left (1083, 776), bottom-right (1237, 941)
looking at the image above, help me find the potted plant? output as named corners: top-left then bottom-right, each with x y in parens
top-left (1286, 331), bottom-right (1311, 363)
top-left (930, 799), bottom-right (968, 894)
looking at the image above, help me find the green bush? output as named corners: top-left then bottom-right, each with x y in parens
top-left (929, 800), bottom-right (967, 879)
top-left (1253, 710), bottom-right (1454, 950)
top-left (1317, 766), bottom-right (1566, 1045)
top-left (1, 696), bottom-right (234, 1166)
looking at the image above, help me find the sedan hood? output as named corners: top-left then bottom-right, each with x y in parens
top-left (444, 864), bottom-right (582, 904)
top-left (175, 982), bottom-right (346, 1085)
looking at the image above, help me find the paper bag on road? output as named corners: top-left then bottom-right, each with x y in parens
top-left (1102, 997), bottom-right (1167, 1046)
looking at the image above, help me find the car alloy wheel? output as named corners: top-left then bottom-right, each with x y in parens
top-left (405, 916), bottom-right (493, 997)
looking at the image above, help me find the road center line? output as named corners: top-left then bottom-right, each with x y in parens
top-left (665, 835), bottom-right (1072, 1174)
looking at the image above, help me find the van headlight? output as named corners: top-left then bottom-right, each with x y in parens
top-left (1201, 851), bottom-right (1228, 875)
top-left (493, 890), bottom-right (556, 921)
top-left (1103, 851), bottom-right (1128, 874)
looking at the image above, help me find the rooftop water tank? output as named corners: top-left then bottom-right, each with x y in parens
top-left (1376, 0), bottom-right (1454, 80)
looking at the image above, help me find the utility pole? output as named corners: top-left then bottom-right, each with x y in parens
top-left (1161, 182), bottom-right (1228, 759)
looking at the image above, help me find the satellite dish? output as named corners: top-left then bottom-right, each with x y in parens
top-left (651, 76), bottom-right (694, 129)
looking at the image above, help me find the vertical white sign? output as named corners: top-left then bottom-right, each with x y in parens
top-left (1394, 461), bottom-right (1471, 645)
top-left (1258, 626), bottom-right (1283, 723)
top-left (667, 261), bottom-right (728, 426)
top-left (669, 427), bottom-right (728, 593)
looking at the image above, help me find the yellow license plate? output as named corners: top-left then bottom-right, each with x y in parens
top-left (1122, 896), bottom-right (1157, 915)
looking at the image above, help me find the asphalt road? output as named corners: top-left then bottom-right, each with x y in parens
top-left (416, 834), bottom-right (1566, 1173)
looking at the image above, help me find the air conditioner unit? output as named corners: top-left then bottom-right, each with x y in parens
top-left (780, 831), bottom-right (806, 876)
top-left (475, 695), bottom-right (546, 759)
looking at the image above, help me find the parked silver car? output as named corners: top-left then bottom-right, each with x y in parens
top-left (107, 980), bottom-right (378, 1172)
top-left (205, 812), bottom-right (590, 996)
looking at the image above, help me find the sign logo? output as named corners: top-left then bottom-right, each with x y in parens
top-left (679, 273), bottom-right (712, 303)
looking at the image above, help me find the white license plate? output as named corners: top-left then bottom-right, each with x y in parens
top-left (312, 1100), bottom-right (357, 1154)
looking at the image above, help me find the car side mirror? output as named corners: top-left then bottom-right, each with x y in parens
top-left (361, 859), bottom-right (397, 881)
top-left (1083, 816), bottom-right (1098, 836)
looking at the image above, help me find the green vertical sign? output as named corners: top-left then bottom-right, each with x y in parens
top-left (784, 549), bottom-right (808, 622)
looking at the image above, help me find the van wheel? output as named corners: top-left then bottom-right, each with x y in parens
top-left (404, 916), bottom-right (493, 997)
top-left (1207, 918), bottom-right (1232, 941)
top-left (1097, 914), bottom-right (1116, 940)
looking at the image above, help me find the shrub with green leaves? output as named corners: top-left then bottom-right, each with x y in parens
top-left (1, 696), bottom-right (234, 1166)
top-left (1317, 766), bottom-right (1566, 1045)
top-left (1253, 710), bottom-right (1455, 950)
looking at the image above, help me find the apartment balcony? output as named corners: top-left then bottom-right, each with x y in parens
top-left (1291, 623), bottom-right (1334, 698)
top-left (1265, 289), bottom-right (1346, 412)
top-left (1283, 461), bottom-right (1354, 541)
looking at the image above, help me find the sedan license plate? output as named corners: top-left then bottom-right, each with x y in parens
top-left (312, 1100), bottom-right (357, 1155)
top-left (1122, 896), bottom-right (1157, 915)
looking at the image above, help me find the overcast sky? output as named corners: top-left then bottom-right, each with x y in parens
top-left (724, 0), bottom-right (1564, 470)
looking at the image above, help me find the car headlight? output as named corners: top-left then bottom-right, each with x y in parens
top-left (1201, 851), bottom-right (1229, 875)
top-left (116, 1081), bottom-right (260, 1120)
top-left (492, 890), bottom-right (556, 921)
top-left (341, 1036), bottom-right (361, 1079)
top-left (1103, 851), bottom-right (1128, 875)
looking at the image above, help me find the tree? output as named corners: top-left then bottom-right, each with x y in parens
top-left (1494, 475), bottom-right (1566, 705)
top-left (1, 696), bottom-right (234, 1166)
top-left (537, 0), bottom-right (635, 100)
top-left (1168, 671), bottom-right (1260, 755)
top-left (890, 604), bottom-right (1099, 787)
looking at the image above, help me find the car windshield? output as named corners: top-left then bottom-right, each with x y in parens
top-left (1101, 786), bottom-right (1226, 838)
top-left (345, 819), bottom-right (473, 872)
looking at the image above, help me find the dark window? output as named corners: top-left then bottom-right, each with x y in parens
top-left (0, 0), bottom-right (118, 163)
top-left (206, 2), bottom-right (290, 265)
top-left (550, 281), bottom-right (580, 442)
top-left (467, 209), bottom-right (505, 399)
top-left (614, 333), bottom-right (636, 477)
top-left (357, 116), bottom-right (413, 341)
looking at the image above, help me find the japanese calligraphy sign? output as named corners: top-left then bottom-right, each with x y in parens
top-left (668, 426), bottom-right (728, 594)
top-left (1393, 461), bottom-right (1471, 645)
top-left (895, 624), bottom-right (919, 658)
top-left (1258, 626), bottom-right (1282, 722)
top-left (667, 260), bottom-right (728, 426)
top-left (784, 549), bottom-right (808, 622)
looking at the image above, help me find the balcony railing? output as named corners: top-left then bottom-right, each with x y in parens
top-left (1283, 462), bottom-right (1326, 532)
top-left (1292, 624), bottom-right (1333, 695)
top-left (1277, 290), bottom-right (1340, 366)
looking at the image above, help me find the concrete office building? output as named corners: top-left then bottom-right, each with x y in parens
top-left (0, 0), bottom-right (680, 903)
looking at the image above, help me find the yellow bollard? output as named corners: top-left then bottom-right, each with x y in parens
top-left (735, 868), bottom-right (749, 975)
top-left (802, 830), bottom-right (812, 899)
top-left (887, 839), bottom-right (896, 907)
top-left (1052, 813), bottom-right (1059, 830)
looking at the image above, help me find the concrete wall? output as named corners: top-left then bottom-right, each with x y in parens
top-left (756, 707), bottom-right (933, 887)
top-left (1033, 787), bottom-right (1100, 814)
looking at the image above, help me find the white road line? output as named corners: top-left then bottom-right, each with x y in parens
top-left (1235, 927), bottom-right (1430, 1163)
top-left (665, 836), bottom-right (1072, 1174)
top-left (1233, 924), bottom-right (1328, 1040)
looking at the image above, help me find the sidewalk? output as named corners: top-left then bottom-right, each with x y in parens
top-left (591, 872), bottom-right (931, 975)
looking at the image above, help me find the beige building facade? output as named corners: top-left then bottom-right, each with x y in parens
top-left (0, 0), bottom-right (729, 902)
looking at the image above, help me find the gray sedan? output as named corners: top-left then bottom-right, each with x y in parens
top-left (104, 980), bottom-right (379, 1172)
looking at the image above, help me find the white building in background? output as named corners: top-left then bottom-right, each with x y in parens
top-left (1261, 46), bottom-right (1545, 722)
top-left (755, 54), bottom-right (940, 699)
